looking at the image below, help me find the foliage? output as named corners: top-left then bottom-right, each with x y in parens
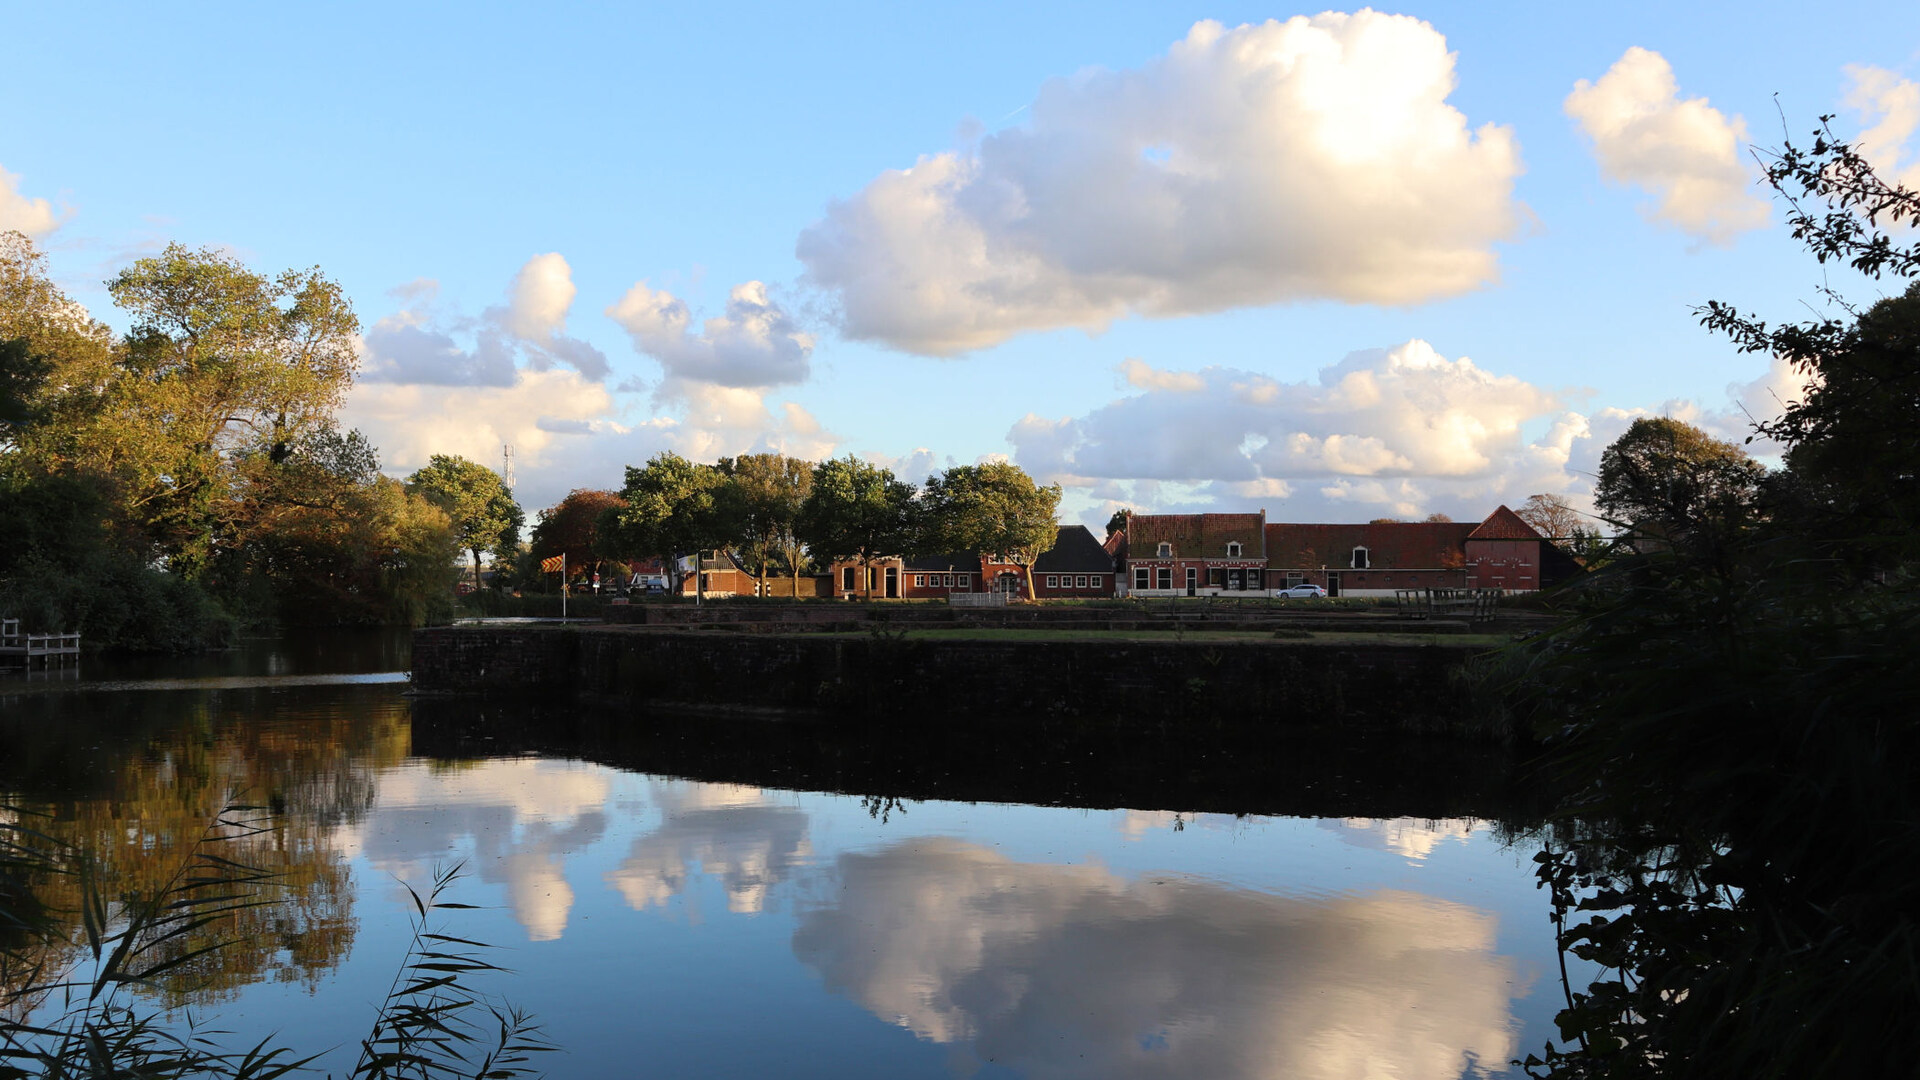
top-left (602, 452), bottom-right (733, 595)
top-left (919, 462), bottom-right (1060, 595)
top-left (1103, 507), bottom-right (1132, 538)
top-left (3, 233), bottom-right (458, 644)
top-left (405, 455), bottom-right (522, 596)
top-left (1515, 493), bottom-right (1606, 564)
top-left (1592, 417), bottom-right (1764, 547)
top-left (527, 489), bottom-right (625, 582)
top-left (1517, 125), bottom-right (1920, 1078)
top-left (794, 457), bottom-right (916, 599)
top-left (716, 453), bottom-right (813, 597)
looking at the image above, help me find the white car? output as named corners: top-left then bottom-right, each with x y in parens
top-left (1272, 584), bottom-right (1328, 598)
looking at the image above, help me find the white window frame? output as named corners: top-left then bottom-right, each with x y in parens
top-left (1074, 575), bottom-right (1087, 588)
top-left (958, 573), bottom-right (970, 586)
top-left (1135, 567), bottom-right (1150, 590)
top-left (1046, 575), bottom-right (1058, 588)
top-left (1157, 542), bottom-right (1172, 557)
top-left (914, 574), bottom-right (924, 587)
top-left (1227, 542), bottom-right (1242, 557)
top-left (1351, 546), bottom-right (1369, 569)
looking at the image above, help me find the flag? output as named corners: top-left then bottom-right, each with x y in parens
top-left (541, 555), bottom-right (564, 573)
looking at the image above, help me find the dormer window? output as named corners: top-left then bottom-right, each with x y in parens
top-left (1157, 542), bottom-right (1172, 558)
top-left (1351, 546), bottom-right (1370, 569)
top-left (1227, 542), bottom-right (1243, 557)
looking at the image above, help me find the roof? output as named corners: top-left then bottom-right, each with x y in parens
top-left (1127, 513), bottom-right (1265, 558)
top-left (1264, 521), bottom-right (1476, 569)
top-left (1103, 529), bottom-right (1128, 563)
top-left (1034, 525), bottom-right (1117, 574)
top-left (1467, 505), bottom-right (1544, 541)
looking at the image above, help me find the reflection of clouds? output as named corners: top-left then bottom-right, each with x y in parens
top-left (1329, 817), bottom-right (1485, 861)
top-left (794, 838), bottom-right (1519, 1080)
top-left (1117, 810), bottom-right (1185, 840)
top-left (338, 759), bottom-right (611, 942)
top-left (604, 781), bottom-right (812, 915)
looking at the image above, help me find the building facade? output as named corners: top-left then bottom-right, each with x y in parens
top-left (1123, 513), bottom-right (1269, 597)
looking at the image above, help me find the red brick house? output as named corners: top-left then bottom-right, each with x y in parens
top-left (1262, 505), bottom-right (1558, 596)
top-left (673, 551), bottom-right (759, 597)
top-left (1123, 513), bottom-right (1268, 596)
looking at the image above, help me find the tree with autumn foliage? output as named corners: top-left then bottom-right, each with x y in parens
top-left (529, 489), bottom-right (626, 584)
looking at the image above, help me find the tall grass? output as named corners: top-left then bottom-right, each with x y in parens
top-left (1, 803), bottom-right (553, 1079)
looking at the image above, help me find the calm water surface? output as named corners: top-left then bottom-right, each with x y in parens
top-left (2, 633), bottom-right (1563, 1078)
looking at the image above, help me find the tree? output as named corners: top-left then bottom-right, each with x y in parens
top-left (1514, 493), bottom-right (1583, 539)
top-left (1593, 417), bottom-right (1764, 545)
top-left (920, 462), bottom-right (1061, 598)
top-left (603, 452), bottom-right (733, 599)
top-left (795, 456), bottom-right (916, 600)
top-left (1105, 507), bottom-right (1133, 538)
top-left (406, 455), bottom-right (523, 594)
top-left (718, 453), bottom-right (813, 598)
top-left (530, 489), bottom-right (626, 584)
top-left (100, 244), bottom-right (360, 577)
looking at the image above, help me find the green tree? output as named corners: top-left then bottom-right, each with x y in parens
top-left (1104, 507), bottom-right (1132, 538)
top-left (920, 462), bottom-right (1060, 598)
top-left (603, 452), bottom-right (733, 599)
top-left (718, 453), bottom-right (814, 597)
top-left (795, 456), bottom-right (916, 600)
top-left (406, 454), bottom-right (523, 595)
top-left (1593, 417), bottom-right (1764, 546)
top-left (99, 244), bottom-right (359, 578)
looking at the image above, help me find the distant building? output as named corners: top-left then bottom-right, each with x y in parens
top-left (825, 525), bottom-right (1120, 600)
top-left (1123, 512), bottom-right (1268, 596)
top-left (1262, 505), bottom-right (1566, 596)
top-left (1031, 525), bottom-right (1117, 598)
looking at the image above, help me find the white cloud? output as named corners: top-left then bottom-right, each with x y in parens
top-left (1843, 64), bottom-right (1920, 191)
top-left (0, 163), bottom-right (62, 237)
top-left (1565, 47), bottom-right (1768, 244)
top-left (607, 279), bottom-right (812, 389)
top-left (360, 254), bottom-right (609, 385)
top-left (604, 782), bottom-right (811, 916)
top-left (799, 12), bottom-right (1522, 356)
top-left (1011, 341), bottom-right (1575, 521)
top-left (793, 838), bottom-right (1522, 1079)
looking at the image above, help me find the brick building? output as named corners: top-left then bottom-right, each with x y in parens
top-left (1262, 505), bottom-right (1562, 596)
top-left (1123, 513), bottom-right (1269, 596)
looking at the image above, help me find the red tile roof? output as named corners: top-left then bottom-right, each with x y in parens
top-left (1467, 504), bottom-right (1544, 541)
top-left (1127, 513), bottom-right (1265, 558)
top-left (1264, 522), bottom-right (1476, 569)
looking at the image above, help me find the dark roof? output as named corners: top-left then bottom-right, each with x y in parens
top-left (903, 550), bottom-right (981, 572)
top-left (1467, 505), bottom-right (1544, 541)
top-left (1127, 513), bottom-right (1265, 558)
top-left (1034, 525), bottom-right (1116, 574)
top-left (1264, 522), bottom-right (1476, 569)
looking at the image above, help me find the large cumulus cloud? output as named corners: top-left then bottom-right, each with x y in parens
top-left (1844, 64), bottom-right (1920, 191)
top-left (799, 12), bottom-right (1522, 356)
top-left (1565, 47), bottom-right (1768, 245)
top-left (0, 163), bottom-right (61, 237)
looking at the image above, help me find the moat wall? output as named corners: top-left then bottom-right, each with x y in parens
top-left (412, 625), bottom-right (1499, 737)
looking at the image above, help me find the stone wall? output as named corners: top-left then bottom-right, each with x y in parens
top-left (414, 625), bottom-right (1493, 736)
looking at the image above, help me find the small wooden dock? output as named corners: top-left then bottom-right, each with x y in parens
top-left (1, 618), bottom-right (82, 670)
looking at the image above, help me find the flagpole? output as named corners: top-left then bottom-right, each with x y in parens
top-left (562, 551), bottom-right (568, 620)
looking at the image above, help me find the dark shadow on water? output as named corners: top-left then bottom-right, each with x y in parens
top-left (409, 697), bottom-right (1555, 823)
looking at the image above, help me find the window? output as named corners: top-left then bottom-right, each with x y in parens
top-left (1351, 546), bottom-right (1370, 569)
top-left (1046, 575), bottom-right (1058, 588)
top-left (1287, 572), bottom-right (1304, 587)
top-left (914, 574), bottom-right (924, 587)
top-left (1157, 567), bottom-right (1172, 590)
top-left (842, 566), bottom-right (856, 591)
top-left (1227, 542), bottom-right (1242, 557)
top-left (1157, 542), bottom-right (1172, 557)
top-left (869, 567), bottom-right (879, 590)
top-left (1208, 567), bottom-right (1225, 587)
top-left (1076, 575), bottom-right (1088, 588)
top-left (959, 574), bottom-right (970, 586)
top-left (938, 574), bottom-right (950, 587)
top-left (1135, 567), bottom-right (1150, 590)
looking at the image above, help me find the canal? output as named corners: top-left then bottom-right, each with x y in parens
top-left (2, 632), bottom-right (1570, 1078)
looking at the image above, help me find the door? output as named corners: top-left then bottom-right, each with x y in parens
top-left (1325, 572), bottom-right (1341, 597)
top-left (1186, 567), bottom-right (1198, 596)
top-left (885, 566), bottom-right (899, 598)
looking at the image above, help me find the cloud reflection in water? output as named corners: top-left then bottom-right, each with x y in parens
top-left (793, 837), bottom-right (1522, 1080)
top-left (605, 781), bottom-right (812, 916)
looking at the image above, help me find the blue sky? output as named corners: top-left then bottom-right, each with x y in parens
top-left (5, 2), bottom-right (1917, 526)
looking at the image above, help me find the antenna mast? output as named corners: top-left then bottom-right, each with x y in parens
top-left (502, 444), bottom-right (516, 490)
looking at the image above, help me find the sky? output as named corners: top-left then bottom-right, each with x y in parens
top-left (5, 1), bottom-right (1918, 529)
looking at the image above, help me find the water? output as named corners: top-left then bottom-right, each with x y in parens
top-left (2, 633), bottom-right (1565, 1078)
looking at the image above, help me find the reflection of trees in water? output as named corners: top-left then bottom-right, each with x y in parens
top-left (794, 837), bottom-right (1523, 1080)
top-left (1, 687), bottom-right (410, 1010)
